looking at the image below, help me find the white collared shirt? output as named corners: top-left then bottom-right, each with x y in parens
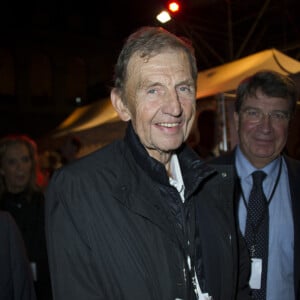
top-left (235, 146), bottom-right (294, 300)
top-left (168, 154), bottom-right (185, 202)
top-left (168, 154), bottom-right (212, 300)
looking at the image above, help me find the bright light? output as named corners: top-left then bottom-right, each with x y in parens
top-left (75, 97), bottom-right (82, 104)
top-left (168, 1), bottom-right (180, 13)
top-left (156, 10), bottom-right (171, 23)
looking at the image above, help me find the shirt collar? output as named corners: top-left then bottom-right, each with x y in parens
top-left (235, 145), bottom-right (281, 182)
top-left (168, 154), bottom-right (185, 202)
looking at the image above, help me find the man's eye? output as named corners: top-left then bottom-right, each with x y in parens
top-left (247, 110), bottom-right (259, 117)
top-left (178, 86), bottom-right (190, 92)
top-left (147, 86), bottom-right (162, 95)
top-left (147, 89), bottom-right (157, 94)
top-left (271, 112), bottom-right (287, 120)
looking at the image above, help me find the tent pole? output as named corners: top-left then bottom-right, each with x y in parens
top-left (217, 93), bottom-right (228, 152)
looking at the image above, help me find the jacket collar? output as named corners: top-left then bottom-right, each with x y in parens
top-left (123, 122), bottom-right (216, 195)
top-left (112, 123), bottom-right (216, 233)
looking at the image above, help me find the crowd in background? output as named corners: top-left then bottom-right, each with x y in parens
top-left (0, 134), bottom-right (81, 299)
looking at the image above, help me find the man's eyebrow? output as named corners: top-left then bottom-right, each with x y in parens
top-left (138, 80), bottom-right (163, 89)
top-left (178, 79), bottom-right (194, 85)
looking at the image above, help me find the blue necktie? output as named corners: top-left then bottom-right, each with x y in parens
top-left (245, 171), bottom-right (268, 300)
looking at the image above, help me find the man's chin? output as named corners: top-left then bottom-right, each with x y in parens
top-left (252, 150), bottom-right (277, 162)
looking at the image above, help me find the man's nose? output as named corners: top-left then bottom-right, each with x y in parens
top-left (163, 91), bottom-right (182, 116)
top-left (259, 113), bottom-right (273, 129)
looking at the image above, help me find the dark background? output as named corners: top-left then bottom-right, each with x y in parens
top-left (0, 0), bottom-right (299, 140)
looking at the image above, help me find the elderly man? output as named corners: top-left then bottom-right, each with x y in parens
top-left (45, 26), bottom-right (250, 300)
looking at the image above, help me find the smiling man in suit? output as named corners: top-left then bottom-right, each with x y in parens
top-left (211, 70), bottom-right (300, 300)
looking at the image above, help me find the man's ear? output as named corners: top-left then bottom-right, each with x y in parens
top-left (110, 88), bottom-right (131, 121)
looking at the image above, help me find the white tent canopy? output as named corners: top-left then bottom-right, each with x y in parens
top-left (196, 48), bottom-right (300, 98)
top-left (52, 48), bottom-right (300, 137)
top-left (52, 97), bottom-right (119, 137)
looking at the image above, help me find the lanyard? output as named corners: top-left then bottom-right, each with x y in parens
top-left (239, 157), bottom-right (282, 237)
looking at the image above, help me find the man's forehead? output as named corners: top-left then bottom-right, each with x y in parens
top-left (128, 50), bottom-right (190, 75)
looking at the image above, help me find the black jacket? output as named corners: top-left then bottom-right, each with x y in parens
top-left (211, 149), bottom-right (300, 299)
top-left (0, 190), bottom-right (52, 300)
top-left (45, 124), bottom-right (250, 300)
top-left (0, 211), bottom-right (36, 300)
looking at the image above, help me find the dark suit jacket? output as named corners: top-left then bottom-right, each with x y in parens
top-left (211, 149), bottom-right (300, 300)
top-left (0, 211), bottom-right (36, 300)
top-left (46, 124), bottom-right (251, 300)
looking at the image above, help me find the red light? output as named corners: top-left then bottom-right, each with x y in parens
top-left (168, 1), bottom-right (180, 13)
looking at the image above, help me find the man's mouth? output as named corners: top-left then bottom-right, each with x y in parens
top-left (157, 122), bottom-right (180, 128)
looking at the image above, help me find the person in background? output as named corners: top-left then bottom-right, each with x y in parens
top-left (58, 136), bottom-right (82, 165)
top-left (0, 210), bottom-right (36, 300)
top-left (0, 134), bottom-right (52, 300)
top-left (45, 26), bottom-right (250, 300)
top-left (193, 110), bottom-right (221, 160)
top-left (211, 70), bottom-right (300, 300)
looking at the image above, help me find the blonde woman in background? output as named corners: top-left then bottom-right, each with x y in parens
top-left (0, 135), bottom-right (52, 300)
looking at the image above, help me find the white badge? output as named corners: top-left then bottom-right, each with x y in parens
top-left (199, 293), bottom-right (212, 300)
top-left (30, 262), bottom-right (37, 281)
top-left (249, 258), bottom-right (262, 289)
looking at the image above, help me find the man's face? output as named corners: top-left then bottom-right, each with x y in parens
top-left (120, 49), bottom-right (196, 161)
top-left (234, 90), bottom-right (290, 168)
